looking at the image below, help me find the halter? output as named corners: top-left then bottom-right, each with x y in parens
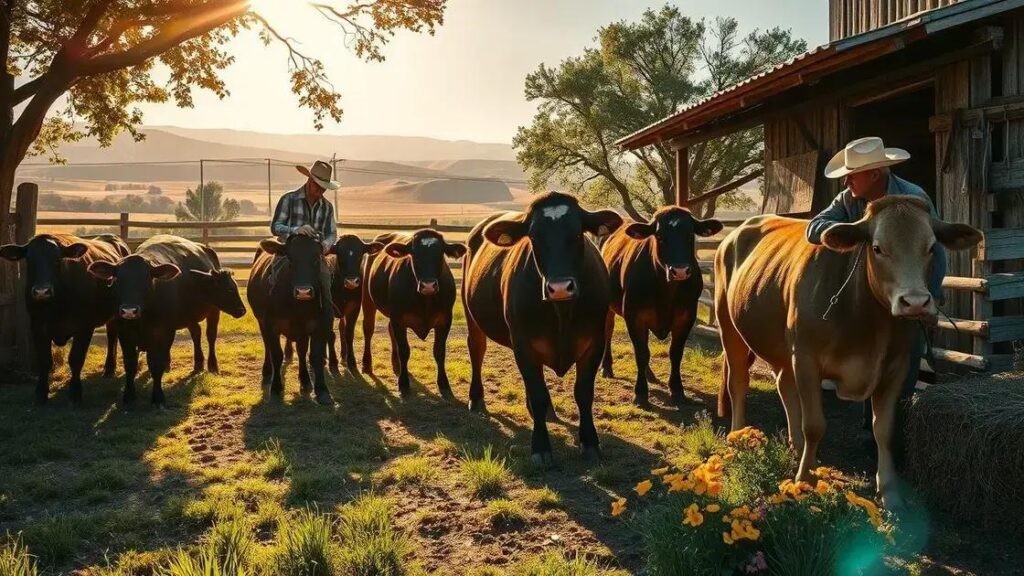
top-left (822, 244), bottom-right (865, 321)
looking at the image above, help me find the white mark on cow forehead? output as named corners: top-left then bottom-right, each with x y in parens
top-left (420, 237), bottom-right (440, 247)
top-left (666, 218), bottom-right (681, 228)
top-left (541, 205), bottom-right (570, 220)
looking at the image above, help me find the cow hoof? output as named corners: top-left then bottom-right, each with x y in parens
top-left (670, 393), bottom-right (695, 408)
top-left (399, 387), bottom-right (412, 400)
top-left (581, 445), bottom-right (602, 462)
top-left (530, 452), bottom-right (554, 467)
top-left (469, 398), bottom-right (487, 413)
top-left (315, 393), bottom-right (335, 407)
top-left (102, 369), bottom-right (116, 378)
top-left (602, 368), bottom-right (615, 379)
top-left (329, 364), bottom-right (340, 374)
top-left (439, 386), bottom-right (455, 400)
top-left (633, 396), bottom-right (652, 409)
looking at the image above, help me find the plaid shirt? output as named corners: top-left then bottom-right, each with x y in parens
top-left (271, 187), bottom-right (338, 250)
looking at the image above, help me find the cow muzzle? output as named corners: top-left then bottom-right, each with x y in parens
top-left (666, 265), bottom-right (691, 282)
top-left (31, 284), bottom-right (54, 302)
top-left (119, 305), bottom-right (142, 320)
top-left (544, 277), bottom-right (577, 302)
top-left (294, 286), bottom-right (315, 301)
top-left (418, 279), bottom-right (439, 296)
top-left (892, 291), bottom-right (935, 319)
top-left (343, 277), bottom-right (361, 290)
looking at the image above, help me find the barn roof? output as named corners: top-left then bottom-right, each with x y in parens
top-left (617, 0), bottom-right (1024, 150)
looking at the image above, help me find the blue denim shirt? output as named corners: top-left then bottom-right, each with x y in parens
top-left (805, 174), bottom-right (946, 302)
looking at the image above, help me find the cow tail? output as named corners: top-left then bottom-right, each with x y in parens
top-left (718, 351), bottom-right (731, 419)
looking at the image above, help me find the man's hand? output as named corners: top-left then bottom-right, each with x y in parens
top-left (295, 225), bottom-right (316, 237)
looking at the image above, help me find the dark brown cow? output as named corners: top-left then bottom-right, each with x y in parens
top-left (0, 234), bottom-right (129, 404)
top-left (601, 206), bottom-right (722, 407)
top-left (463, 192), bottom-right (623, 463)
top-left (362, 229), bottom-right (465, 398)
top-left (715, 196), bottom-right (981, 507)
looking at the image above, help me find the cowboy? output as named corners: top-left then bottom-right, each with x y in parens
top-left (806, 136), bottom-right (945, 449)
top-left (270, 160), bottom-right (339, 395)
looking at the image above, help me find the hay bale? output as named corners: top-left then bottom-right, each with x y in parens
top-left (906, 372), bottom-right (1024, 536)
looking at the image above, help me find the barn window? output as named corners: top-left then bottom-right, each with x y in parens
top-left (992, 120), bottom-right (1007, 163)
top-left (991, 52), bottom-right (1004, 98)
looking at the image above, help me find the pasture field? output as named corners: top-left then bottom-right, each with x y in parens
top-left (0, 292), bottom-right (1021, 575)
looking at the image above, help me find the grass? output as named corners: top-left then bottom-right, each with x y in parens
top-left (485, 499), bottom-right (531, 529)
top-left (336, 495), bottom-right (417, 575)
top-left (0, 536), bottom-right (38, 576)
top-left (460, 445), bottom-right (510, 499)
top-left (375, 455), bottom-right (437, 488)
top-left (272, 508), bottom-right (339, 576)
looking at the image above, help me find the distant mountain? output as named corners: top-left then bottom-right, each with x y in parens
top-left (149, 126), bottom-right (517, 163)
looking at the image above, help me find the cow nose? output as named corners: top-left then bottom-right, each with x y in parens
top-left (545, 277), bottom-right (577, 301)
top-left (667, 265), bottom-right (691, 282)
top-left (119, 305), bottom-right (141, 320)
top-left (894, 292), bottom-right (934, 318)
top-left (31, 284), bottom-right (53, 301)
top-left (418, 280), bottom-right (439, 296)
top-left (344, 277), bottom-right (361, 289)
top-left (294, 286), bottom-right (314, 301)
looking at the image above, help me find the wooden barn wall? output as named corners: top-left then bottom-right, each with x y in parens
top-left (830, 0), bottom-right (960, 41)
top-left (763, 104), bottom-right (846, 214)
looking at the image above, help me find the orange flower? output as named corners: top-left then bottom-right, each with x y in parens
top-left (611, 498), bottom-right (627, 517)
top-left (635, 480), bottom-right (653, 497)
top-left (651, 467), bottom-right (670, 476)
top-left (722, 531), bottom-right (735, 545)
top-left (705, 504), bottom-right (721, 513)
top-left (682, 503), bottom-right (704, 527)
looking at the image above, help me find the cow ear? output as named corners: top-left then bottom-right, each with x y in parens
top-left (365, 241), bottom-right (385, 256)
top-left (484, 219), bottom-right (527, 247)
top-left (0, 243), bottom-right (26, 261)
top-left (694, 218), bottom-right (724, 237)
top-left (932, 219), bottom-right (983, 251)
top-left (62, 243), bottom-right (90, 259)
top-left (151, 263), bottom-right (181, 282)
top-left (444, 242), bottom-right (467, 260)
top-left (385, 241), bottom-right (411, 258)
top-left (189, 268), bottom-right (214, 282)
top-left (582, 209), bottom-right (624, 237)
top-left (259, 238), bottom-right (286, 255)
top-left (822, 222), bottom-right (869, 253)
top-left (87, 261), bottom-right (118, 281)
top-left (624, 222), bottom-right (655, 240)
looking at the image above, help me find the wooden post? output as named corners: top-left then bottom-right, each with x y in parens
top-left (14, 183), bottom-right (38, 370)
top-left (675, 147), bottom-right (690, 206)
top-left (202, 223), bottom-right (210, 245)
top-left (429, 218), bottom-right (438, 230)
top-left (119, 212), bottom-right (129, 241)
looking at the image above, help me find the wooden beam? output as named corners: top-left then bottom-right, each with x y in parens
top-left (931, 347), bottom-right (989, 371)
top-left (988, 315), bottom-right (1024, 344)
top-left (675, 147), bottom-right (690, 205)
top-left (685, 170), bottom-right (764, 208)
top-left (977, 227), bottom-right (1024, 261)
top-left (987, 272), bottom-right (1024, 301)
top-left (692, 324), bottom-right (721, 340)
top-left (14, 183), bottom-right (38, 372)
top-left (936, 317), bottom-right (988, 337)
top-left (942, 275), bottom-right (987, 292)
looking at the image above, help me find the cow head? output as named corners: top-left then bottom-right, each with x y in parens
top-left (384, 230), bottom-right (466, 296)
top-left (0, 235), bottom-right (91, 303)
top-left (190, 269), bottom-right (246, 318)
top-left (822, 196), bottom-right (982, 319)
top-left (87, 255), bottom-right (180, 320)
top-left (624, 207), bottom-right (722, 282)
top-left (259, 234), bottom-right (324, 302)
top-left (330, 234), bottom-right (384, 291)
top-left (483, 192), bottom-right (623, 302)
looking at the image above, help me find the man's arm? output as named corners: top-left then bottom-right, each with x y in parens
top-left (321, 201), bottom-right (338, 251)
top-left (271, 194), bottom-right (295, 237)
top-left (806, 191), bottom-right (853, 245)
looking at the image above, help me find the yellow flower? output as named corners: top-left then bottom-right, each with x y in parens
top-left (705, 504), bottom-right (721, 513)
top-left (815, 480), bottom-right (831, 495)
top-left (662, 473), bottom-right (684, 486)
top-left (651, 466), bottom-right (670, 476)
top-left (845, 491), bottom-right (883, 528)
top-left (722, 531), bottom-right (735, 545)
top-left (635, 479), bottom-right (653, 496)
top-left (682, 503), bottom-right (704, 527)
top-left (668, 476), bottom-right (694, 493)
top-left (611, 498), bottom-right (627, 517)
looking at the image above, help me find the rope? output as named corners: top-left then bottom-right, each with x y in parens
top-left (822, 244), bottom-right (866, 321)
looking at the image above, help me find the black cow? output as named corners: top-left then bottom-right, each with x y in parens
top-left (362, 230), bottom-right (465, 398)
top-left (600, 206), bottom-right (723, 407)
top-left (0, 233), bottom-right (129, 404)
top-left (462, 192), bottom-right (623, 463)
top-left (248, 234), bottom-right (334, 405)
top-left (87, 235), bottom-right (245, 406)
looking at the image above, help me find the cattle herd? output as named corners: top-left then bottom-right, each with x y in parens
top-left (0, 191), bottom-right (983, 504)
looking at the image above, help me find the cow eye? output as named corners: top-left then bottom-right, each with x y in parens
top-left (872, 244), bottom-right (884, 256)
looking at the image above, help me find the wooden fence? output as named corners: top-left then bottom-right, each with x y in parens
top-left (0, 183), bottom-right (39, 368)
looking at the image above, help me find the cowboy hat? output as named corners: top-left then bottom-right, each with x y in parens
top-left (824, 136), bottom-right (910, 179)
top-left (296, 160), bottom-right (340, 190)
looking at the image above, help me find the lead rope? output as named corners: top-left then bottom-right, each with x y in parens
top-left (822, 244), bottom-right (866, 321)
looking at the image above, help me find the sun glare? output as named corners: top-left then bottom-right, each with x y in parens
top-left (248, 0), bottom-right (306, 30)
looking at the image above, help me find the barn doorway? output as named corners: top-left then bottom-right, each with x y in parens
top-left (850, 84), bottom-right (937, 203)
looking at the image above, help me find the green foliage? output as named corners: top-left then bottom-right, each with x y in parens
top-left (204, 519), bottom-right (255, 574)
top-left (485, 499), bottom-right (529, 529)
top-left (159, 547), bottom-right (248, 576)
top-left (528, 486), bottom-right (563, 511)
top-left (723, 434), bottom-right (794, 505)
top-left (272, 509), bottom-right (339, 576)
top-left (0, 535), bottom-right (38, 576)
top-left (376, 456), bottom-right (437, 488)
top-left (513, 551), bottom-right (626, 576)
top-left (21, 514), bottom-right (88, 566)
top-left (460, 446), bottom-right (510, 499)
top-left (337, 495), bottom-right (416, 576)
top-left (514, 5), bottom-right (806, 219)
top-left (259, 438), bottom-right (291, 479)
top-left (175, 182), bottom-right (240, 222)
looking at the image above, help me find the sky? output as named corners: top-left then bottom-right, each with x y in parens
top-left (138, 0), bottom-right (828, 144)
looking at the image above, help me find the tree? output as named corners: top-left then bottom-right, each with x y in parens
top-left (514, 7), bottom-right (805, 220)
top-left (0, 0), bottom-right (446, 236)
top-left (175, 181), bottom-right (239, 222)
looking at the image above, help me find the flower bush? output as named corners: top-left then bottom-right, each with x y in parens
top-left (616, 426), bottom-right (900, 576)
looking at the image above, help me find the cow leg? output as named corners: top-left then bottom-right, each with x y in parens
top-left (466, 311), bottom-right (488, 413)
top-left (575, 341), bottom-right (602, 461)
top-left (67, 330), bottom-right (94, 405)
top-left (119, 332), bottom-right (138, 405)
top-left (514, 346), bottom-right (552, 464)
top-left (626, 320), bottom-right (652, 407)
top-left (31, 324), bottom-right (52, 405)
top-left (361, 298), bottom-right (377, 375)
top-left (793, 355), bottom-right (825, 484)
top-left (667, 314), bottom-right (697, 407)
top-left (344, 310), bottom-right (359, 373)
top-left (719, 314), bottom-right (752, 430)
top-left (296, 335), bottom-right (312, 395)
top-left (392, 322), bottom-right (413, 398)
top-left (601, 310), bottom-right (615, 378)
top-left (283, 339), bottom-right (294, 365)
top-left (206, 313), bottom-right (220, 374)
top-left (187, 323), bottom-right (204, 374)
top-left (872, 361), bottom-right (909, 510)
top-left (776, 367), bottom-right (803, 453)
top-left (310, 331), bottom-right (333, 406)
top-left (102, 320), bottom-right (119, 378)
top-left (268, 331), bottom-right (285, 397)
top-left (388, 322), bottom-right (401, 377)
top-left (147, 332), bottom-right (175, 408)
top-left (328, 319), bottom-right (341, 373)
top-left (258, 320), bottom-right (272, 386)
top-left (434, 315), bottom-right (454, 399)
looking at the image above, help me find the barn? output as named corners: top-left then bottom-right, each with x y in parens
top-left (618, 0), bottom-right (1024, 373)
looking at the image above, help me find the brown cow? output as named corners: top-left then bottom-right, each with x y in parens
top-left (715, 196), bottom-right (981, 507)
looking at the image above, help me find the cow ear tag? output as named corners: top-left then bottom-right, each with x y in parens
top-left (498, 233), bottom-right (513, 246)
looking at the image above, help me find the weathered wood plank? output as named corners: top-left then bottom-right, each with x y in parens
top-left (987, 315), bottom-right (1024, 343)
top-left (931, 346), bottom-right (989, 370)
top-left (942, 275), bottom-right (987, 292)
top-left (936, 317), bottom-right (988, 336)
top-left (978, 227), bottom-right (1024, 261)
top-left (691, 324), bottom-right (720, 340)
top-left (987, 271), bottom-right (1024, 300)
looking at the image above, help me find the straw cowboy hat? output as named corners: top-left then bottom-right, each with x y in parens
top-left (824, 136), bottom-right (910, 179)
top-left (296, 160), bottom-right (340, 190)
